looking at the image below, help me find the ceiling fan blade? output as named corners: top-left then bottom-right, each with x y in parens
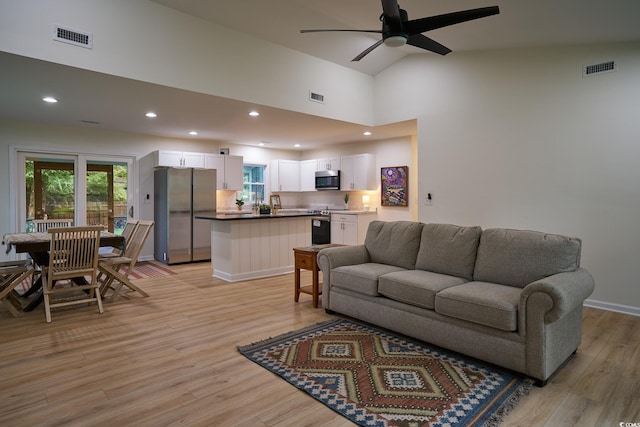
top-left (407, 34), bottom-right (451, 55)
top-left (352, 39), bottom-right (384, 62)
top-left (380, 0), bottom-right (402, 28)
top-left (406, 6), bottom-right (499, 35)
top-left (300, 29), bottom-right (381, 34)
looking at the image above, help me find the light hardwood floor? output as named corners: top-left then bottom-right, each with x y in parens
top-left (1, 262), bottom-right (638, 426)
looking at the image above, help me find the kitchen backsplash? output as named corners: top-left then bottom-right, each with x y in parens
top-left (216, 189), bottom-right (376, 211)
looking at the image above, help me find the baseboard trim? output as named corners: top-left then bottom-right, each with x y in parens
top-left (213, 266), bottom-right (293, 283)
top-left (584, 299), bottom-right (640, 317)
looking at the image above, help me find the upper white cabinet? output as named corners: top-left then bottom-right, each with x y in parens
top-left (153, 151), bottom-right (243, 188)
top-left (204, 154), bottom-right (244, 190)
top-left (269, 153), bottom-right (377, 192)
top-left (271, 160), bottom-right (300, 192)
top-left (223, 155), bottom-right (244, 190)
top-left (317, 157), bottom-right (340, 171)
top-left (300, 160), bottom-right (317, 192)
top-left (340, 153), bottom-right (376, 190)
top-left (154, 150), bottom-right (205, 168)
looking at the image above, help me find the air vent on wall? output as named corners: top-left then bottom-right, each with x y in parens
top-left (53, 24), bottom-right (93, 49)
top-left (583, 60), bottom-right (616, 77)
top-left (309, 91), bottom-right (325, 104)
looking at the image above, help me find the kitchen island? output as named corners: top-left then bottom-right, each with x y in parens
top-left (195, 212), bottom-right (315, 282)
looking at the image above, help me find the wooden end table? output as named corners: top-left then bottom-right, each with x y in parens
top-left (293, 244), bottom-right (344, 308)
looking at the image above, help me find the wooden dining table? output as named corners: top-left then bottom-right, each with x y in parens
top-left (2, 231), bottom-right (126, 311)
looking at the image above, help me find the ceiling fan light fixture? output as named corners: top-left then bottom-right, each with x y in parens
top-left (383, 35), bottom-right (407, 47)
top-left (301, 4), bottom-right (499, 61)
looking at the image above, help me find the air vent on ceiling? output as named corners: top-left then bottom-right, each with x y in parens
top-left (583, 60), bottom-right (616, 77)
top-left (53, 24), bottom-right (93, 49)
top-left (309, 91), bottom-right (325, 104)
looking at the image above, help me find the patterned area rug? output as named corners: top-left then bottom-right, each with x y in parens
top-left (238, 318), bottom-right (532, 427)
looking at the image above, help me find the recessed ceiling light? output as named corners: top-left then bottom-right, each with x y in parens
top-left (249, 111), bottom-right (259, 117)
top-left (363, 131), bottom-right (372, 136)
top-left (189, 131), bottom-right (198, 136)
top-left (258, 142), bottom-right (265, 146)
top-left (42, 96), bottom-right (58, 103)
top-left (145, 112), bottom-right (157, 118)
top-left (294, 144), bottom-right (301, 148)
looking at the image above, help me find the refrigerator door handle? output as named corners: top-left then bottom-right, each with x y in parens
top-left (129, 205), bottom-right (134, 218)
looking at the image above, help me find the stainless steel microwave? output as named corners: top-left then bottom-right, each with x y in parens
top-left (315, 170), bottom-right (340, 190)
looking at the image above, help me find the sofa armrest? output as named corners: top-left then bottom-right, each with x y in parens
top-left (518, 268), bottom-right (594, 380)
top-left (317, 245), bottom-right (370, 280)
top-left (519, 268), bottom-right (595, 324)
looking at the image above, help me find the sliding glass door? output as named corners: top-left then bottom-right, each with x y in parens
top-left (17, 151), bottom-right (134, 234)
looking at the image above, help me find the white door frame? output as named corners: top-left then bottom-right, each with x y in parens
top-left (9, 145), bottom-right (137, 233)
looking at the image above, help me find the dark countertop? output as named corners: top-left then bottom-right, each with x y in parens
top-left (195, 212), bottom-right (320, 221)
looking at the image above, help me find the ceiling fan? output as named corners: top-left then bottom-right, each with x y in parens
top-left (300, 0), bottom-right (499, 61)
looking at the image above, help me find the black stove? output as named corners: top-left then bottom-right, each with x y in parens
top-left (310, 212), bottom-right (331, 244)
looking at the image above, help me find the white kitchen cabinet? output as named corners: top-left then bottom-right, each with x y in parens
top-left (331, 212), bottom-right (376, 245)
top-left (340, 153), bottom-right (376, 190)
top-left (271, 160), bottom-right (300, 192)
top-left (300, 159), bottom-right (317, 192)
top-left (223, 155), bottom-right (244, 190)
top-left (317, 157), bottom-right (340, 171)
top-left (204, 154), bottom-right (244, 190)
top-left (154, 150), bottom-right (205, 168)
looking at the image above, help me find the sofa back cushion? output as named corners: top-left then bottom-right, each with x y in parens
top-left (364, 221), bottom-right (424, 270)
top-left (414, 223), bottom-right (482, 281)
top-left (473, 228), bottom-right (582, 288)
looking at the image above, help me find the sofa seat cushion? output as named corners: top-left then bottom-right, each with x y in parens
top-left (435, 282), bottom-right (522, 331)
top-left (378, 270), bottom-right (468, 310)
top-left (332, 263), bottom-right (406, 296)
top-left (415, 223), bottom-right (482, 281)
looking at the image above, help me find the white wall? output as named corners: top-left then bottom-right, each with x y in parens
top-left (0, 0), bottom-right (374, 126)
top-left (374, 42), bottom-right (640, 312)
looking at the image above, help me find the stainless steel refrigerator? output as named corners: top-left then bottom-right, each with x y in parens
top-left (154, 168), bottom-right (216, 264)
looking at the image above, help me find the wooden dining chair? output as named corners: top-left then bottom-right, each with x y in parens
top-left (28, 219), bottom-right (73, 288)
top-left (100, 220), bottom-right (138, 259)
top-left (0, 259), bottom-right (34, 317)
top-left (42, 226), bottom-right (103, 323)
top-left (98, 220), bottom-right (154, 302)
top-left (32, 219), bottom-right (73, 232)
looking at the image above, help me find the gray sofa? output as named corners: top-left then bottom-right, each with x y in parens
top-left (317, 221), bottom-right (595, 385)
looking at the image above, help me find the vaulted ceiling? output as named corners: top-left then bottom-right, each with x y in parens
top-left (1, 1), bottom-right (639, 150)
top-left (151, 0), bottom-right (640, 76)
